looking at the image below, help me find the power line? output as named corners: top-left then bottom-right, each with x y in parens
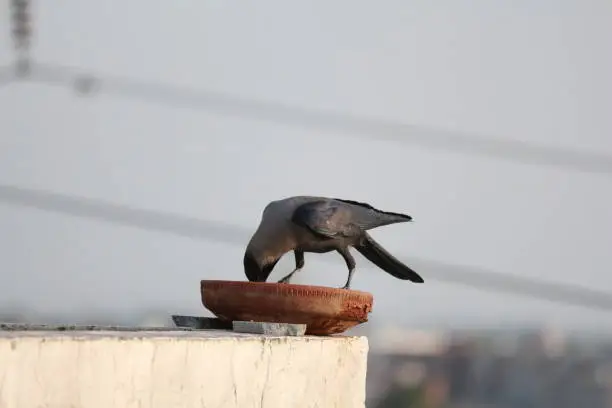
top-left (0, 64), bottom-right (16, 86)
top-left (2, 183), bottom-right (612, 311)
top-left (7, 61), bottom-right (612, 176)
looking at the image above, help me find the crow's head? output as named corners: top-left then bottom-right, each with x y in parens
top-left (243, 250), bottom-right (279, 283)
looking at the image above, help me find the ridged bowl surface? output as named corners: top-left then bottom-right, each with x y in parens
top-left (201, 280), bottom-right (374, 335)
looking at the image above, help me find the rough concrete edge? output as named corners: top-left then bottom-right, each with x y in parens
top-left (0, 333), bottom-right (370, 406)
top-left (0, 330), bottom-right (370, 344)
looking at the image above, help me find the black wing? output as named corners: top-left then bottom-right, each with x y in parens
top-left (291, 200), bottom-right (361, 238)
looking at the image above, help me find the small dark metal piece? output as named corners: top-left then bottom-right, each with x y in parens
top-left (171, 315), bottom-right (232, 330)
top-left (0, 323), bottom-right (194, 332)
top-left (1, 317), bottom-right (233, 333)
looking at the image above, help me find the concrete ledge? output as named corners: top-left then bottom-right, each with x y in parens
top-left (0, 330), bottom-right (368, 408)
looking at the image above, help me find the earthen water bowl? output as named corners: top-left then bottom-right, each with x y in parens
top-left (200, 280), bottom-right (374, 336)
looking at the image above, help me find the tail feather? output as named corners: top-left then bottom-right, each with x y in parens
top-left (354, 233), bottom-right (424, 283)
top-left (333, 198), bottom-right (413, 224)
top-left (375, 212), bottom-right (413, 228)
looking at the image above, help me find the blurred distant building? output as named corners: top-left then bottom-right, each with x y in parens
top-left (369, 325), bottom-right (612, 408)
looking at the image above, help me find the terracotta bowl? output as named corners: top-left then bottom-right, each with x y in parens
top-left (200, 280), bottom-right (374, 335)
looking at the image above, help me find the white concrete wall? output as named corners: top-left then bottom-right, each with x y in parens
top-left (0, 330), bottom-right (368, 408)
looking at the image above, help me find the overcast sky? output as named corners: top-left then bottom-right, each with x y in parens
top-left (1, 0), bottom-right (611, 332)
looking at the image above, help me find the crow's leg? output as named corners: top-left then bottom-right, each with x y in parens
top-left (336, 247), bottom-right (356, 290)
top-left (278, 250), bottom-right (305, 283)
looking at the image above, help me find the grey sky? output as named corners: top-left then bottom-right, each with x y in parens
top-left (1, 1), bottom-right (611, 331)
